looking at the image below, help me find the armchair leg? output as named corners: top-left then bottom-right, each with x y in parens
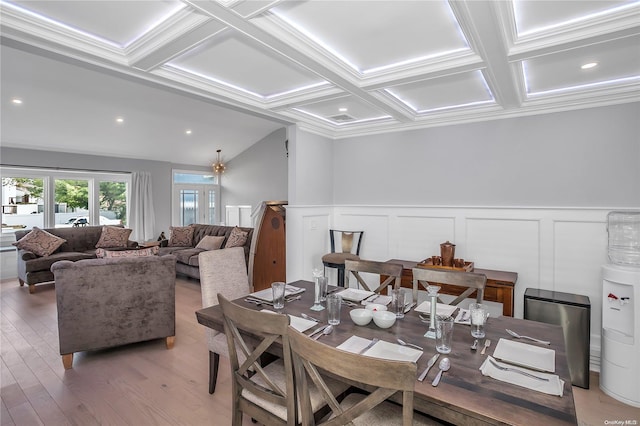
top-left (209, 351), bottom-right (220, 394)
top-left (165, 336), bottom-right (175, 349)
top-left (18, 279), bottom-right (25, 287)
top-left (28, 284), bottom-right (35, 294)
top-left (62, 353), bottom-right (73, 370)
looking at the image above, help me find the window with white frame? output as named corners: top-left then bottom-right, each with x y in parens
top-left (171, 170), bottom-right (220, 226)
top-left (1, 166), bottom-right (130, 247)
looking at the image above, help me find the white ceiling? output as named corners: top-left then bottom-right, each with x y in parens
top-left (1, 0), bottom-right (639, 166)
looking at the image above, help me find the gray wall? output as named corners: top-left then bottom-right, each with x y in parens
top-left (222, 127), bottom-right (288, 210)
top-left (0, 146), bottom-right (207, 236)
top-left (332, 102), bottom-right (640, 207)
top-left (288, 127), bottom-right (334, 206)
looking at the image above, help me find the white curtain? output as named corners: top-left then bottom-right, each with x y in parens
top-left (129, 171), bottom-right (156, 242)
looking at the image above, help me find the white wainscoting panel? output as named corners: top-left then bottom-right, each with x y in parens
top-left (392, 215), bottom-right (455, 261)
top-left (553, 219), bottom-right (608, 361)
top-left (286, 205), bottom-right (613, 371)
top-left (466, 217), bottom-right (541, 318)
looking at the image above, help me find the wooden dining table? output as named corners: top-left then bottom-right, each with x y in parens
top-left (195, 280), bottom-right (577, 426)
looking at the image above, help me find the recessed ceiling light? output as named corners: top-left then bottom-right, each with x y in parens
top-left (339, 107), bottom-right (348, 112)
top-left (185, 129), bottom-right (192, 135)
top-left (581, 62), bottom-right (598, 70)
top-left (11, 98), bottom-right (23, 104)
top-left (115, 117), bottom-right (124, 124)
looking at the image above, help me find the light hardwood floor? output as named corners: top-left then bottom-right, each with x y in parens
top-left (1, 276), bottom-right (638, 425)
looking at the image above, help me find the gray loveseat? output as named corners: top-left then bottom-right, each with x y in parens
top-left (15, 225), bottom-right (137, 293)
top-left (52, 255), bottom-right (176, 369)
top-left (158, 224), bottom-right (253, 280)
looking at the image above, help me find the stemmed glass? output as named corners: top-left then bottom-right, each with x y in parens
top-left (311, 268), bottom-right (325, 311)
top-left (424, 285), bottom-right (441, 339)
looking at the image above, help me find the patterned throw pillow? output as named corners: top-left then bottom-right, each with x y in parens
top-left (195, 235), bottom-right (225, 251)
top-left (95, 226), bottom-right (133, 248)
top-left (95, 246), bottom-right (159, 258)
top-left (224, 227), bottom-right (249, 248)
top-left (13, 227), bottom-right (66, 257)
top-left (169, 225), bottom-right (194, 247)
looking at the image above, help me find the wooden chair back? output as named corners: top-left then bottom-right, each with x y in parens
top-left (288, 327), bottom-right (417, 426)
top-left (411, 268), bottom-right (487, 307)
top-left (344, 259), bottom-right (403, 294)
top-left (218, 295), bottom-right (296, 426)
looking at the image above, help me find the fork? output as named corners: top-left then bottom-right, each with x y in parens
top-left (506, 329), bottom-right (551, 345)
top-left (489, 359), bottom-right (549, 382)
top-left (481, 339), bottom-right (491, 355)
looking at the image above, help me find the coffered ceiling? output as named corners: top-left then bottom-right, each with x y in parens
top-left (1, 0), bottom-right (639, 166)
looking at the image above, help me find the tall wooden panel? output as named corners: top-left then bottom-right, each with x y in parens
top-left (249, 201), bottom-right (287, 291)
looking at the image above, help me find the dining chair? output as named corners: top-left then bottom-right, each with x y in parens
top-left (411, 268), bottom-right (487, 307)
top-left (322, 230), bottom-right (364, 287)
top-left (218, 295), bottom-right (350, 425)
top-left (344, 259), bottom-right (403, 294)
top-left (199, 246), bottom-right (250, 394)
top-left (288, 327), bottom-right (442, 426)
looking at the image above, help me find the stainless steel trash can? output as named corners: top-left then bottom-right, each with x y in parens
top-left (524, 288), bottom-right (591, 388)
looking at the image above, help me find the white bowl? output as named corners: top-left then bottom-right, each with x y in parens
top-left (372, 310), bottom-right (396, 328)
top-left (349, 308), bottom-right (373, 326)
top-left (365, 303), bottom-right (387, 312)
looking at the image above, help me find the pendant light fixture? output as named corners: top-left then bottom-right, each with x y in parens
top-left (212, 149), bottom-right (226, 175)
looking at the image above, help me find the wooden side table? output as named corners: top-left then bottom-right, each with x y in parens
top-left (385, 259), bottom-right (517, 317)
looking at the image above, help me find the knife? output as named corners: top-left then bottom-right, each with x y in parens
top-left (418, 353), bottom-right (440, 382)
top-left (358, 338), bottom-right (379, 355)
top-left (404, 302), bottom-right (416, 313)
top-left (307, 325), bottom-right (327, 338)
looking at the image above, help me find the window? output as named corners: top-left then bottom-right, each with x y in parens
top-left (172, 170), bottom-right (220, 226)
top-left (1, 167), bottom-right (129, 247)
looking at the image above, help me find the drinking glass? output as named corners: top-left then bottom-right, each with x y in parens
top-left (271, 282), bottom-right (286, 310)
top-left (435, 316), bottom-right (454, 354)
top-left (327, 294), bottom-right (342, 325)
top-left (392, 288), bottom-right (405, 318)
top-left (469, 303), bottom-right (488, 338)
top-left (311, 276), bottom-right (327, 311)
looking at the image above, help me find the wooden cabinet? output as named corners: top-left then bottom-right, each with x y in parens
top-left (385, 259), bottom-right (517, 317)
top-left (249, 201), bottom-right (287, 291)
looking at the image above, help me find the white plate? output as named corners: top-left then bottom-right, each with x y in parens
top-left (336, 288), bottom-right (375, 302)
top-left (337, 336), bottom-right (422, 362)
top-left (493, 338), bottom-right (555, 372)
top-left (259, 310), bottom-right (316, 333)
top-left (415, 301), bottom-right (457, 317)
top-left (249, 285), bottom-right (305, 302)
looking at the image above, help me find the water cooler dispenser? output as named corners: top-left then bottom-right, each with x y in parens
top-left (600, 211), bottom-right (640, 407)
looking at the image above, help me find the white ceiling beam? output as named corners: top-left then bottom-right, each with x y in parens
top-left (183, 0), bottom-right (414, 123)
top-left (452, 0), bottom-right (523, 109)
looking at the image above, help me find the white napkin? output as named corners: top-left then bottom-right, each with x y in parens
top-left (362, 295), bottom-right (392, 306)
top-left (249, 285), bottom-right (304, 302)
top-left (259, 310), bottom-right (316, 332)
top-left (336, 336), bottom-right (422, 362)
top-left (415, 301), bottom-right (457, 317)
top-left (480, 356), bottom-right (564, 397)
top-left (336, 335), bottom-right (374, 353)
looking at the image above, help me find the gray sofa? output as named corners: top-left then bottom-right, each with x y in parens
top-left (51, 255), bottom-right (176, 369)
top-left (158, 224), bottom-right (253, 280)
top-left (15, 225), bottom-right (137, 293)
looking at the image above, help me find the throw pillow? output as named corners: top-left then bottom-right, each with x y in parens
top-left (95, 246), bottom-right (159, 258)
top-left (95, 226), bottom-right (133, 248)
top-left (169, 225), bottom-right (194, 247)
top-left (13, 227), bottom-right (66, 257)
top-left (195, 235), bottom-right (225, 251)
top-left (224, 227), bottom-right (249, 248)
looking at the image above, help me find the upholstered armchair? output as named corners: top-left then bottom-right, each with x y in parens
top-left (51, 255), bottom-right (177, 369)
